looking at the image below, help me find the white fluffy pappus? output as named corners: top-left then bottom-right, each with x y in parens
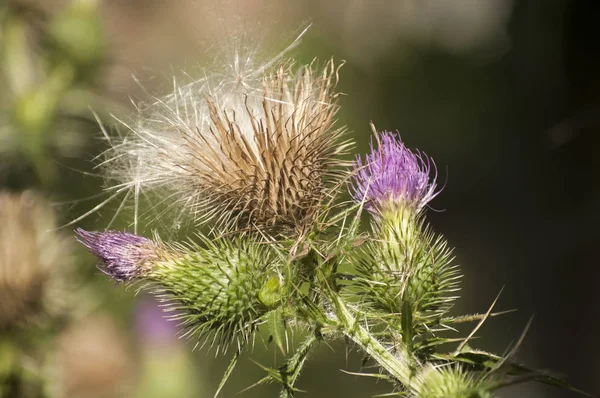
top-left (76, 23), bottom-right (352, 235)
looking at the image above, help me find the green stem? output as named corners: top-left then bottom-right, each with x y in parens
top-left (329, 294), bottom-right (415, 389)
top-left (279, 331), bottom-right (320, 398)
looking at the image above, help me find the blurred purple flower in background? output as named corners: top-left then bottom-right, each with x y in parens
top-left (134, 296), bottom-right (201, 397)
top-left (135, 297), bottom-right (179, 348)
top-left (76, 229), bottom-right (157, 282)
top-left (351, 131), bottom-right (439, 214)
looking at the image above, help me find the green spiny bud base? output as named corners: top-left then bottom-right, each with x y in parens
top-left (353, 206), bottom-right (459, 331)
top-left (413, 366), bottom-right (491, 398)
top-left (148, 238), bottom-right (283, 351)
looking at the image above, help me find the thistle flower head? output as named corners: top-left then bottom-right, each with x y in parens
top-left (412, 365), bottom-right (490, 398)
top-left (351, 130), bottom-right (438, 215)
top-left (150, 237), bottom-right (284, 352)
top-left (0, 191), bottom-right (73, 330)
top-left (76, 227), bottom-right (283, 352)
top-left (96, 31), bottom-right (351, 234)
top-left (353, 222), bottom-right (460, 335)
top-left (76, 229), bottom-right (158, 282)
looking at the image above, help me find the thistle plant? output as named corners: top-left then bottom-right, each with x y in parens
top-left (77, 30), bottom-right (586, 398)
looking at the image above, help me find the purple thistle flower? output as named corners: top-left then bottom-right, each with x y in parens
top-left (75, 228), bottom-right (157, 282)
top-left (351, 131), bottom-right (439, 214)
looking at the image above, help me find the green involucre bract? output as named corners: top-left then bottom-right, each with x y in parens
top-left (412, 365), bottom-right (491, 398)
top-left (148, 236), bottom-right (285, 352)
top-left (352, 207), bottom-right (460, 331)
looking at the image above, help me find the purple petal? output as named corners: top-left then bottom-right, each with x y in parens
top-left (76, 228), bottom-right (156, 282)
top-left (351, 131), bottom-right (439, 213)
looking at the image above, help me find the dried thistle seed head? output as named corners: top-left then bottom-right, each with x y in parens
top-left (76, 229), bottom-right (160, 282)
top-left (0, 191), bottom-right (73, 330)
top-left (186, 61), bottom-right (350, 231)
top-left (98, 36), bottom-right (351, 233)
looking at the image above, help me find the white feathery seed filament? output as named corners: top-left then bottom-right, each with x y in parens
top-left (91, 26), bottom-right (351, 233)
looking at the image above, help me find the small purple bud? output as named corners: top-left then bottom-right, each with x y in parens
top-left (351, 131), bottom-right (439, 214)
top-left (75, 228), bottom-right (157, 282)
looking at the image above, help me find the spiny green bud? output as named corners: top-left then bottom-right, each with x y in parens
top-left (77, 229), bottom-right (285, 352)
top-left (353, 211), bottom-right (460, 327)
top-left (150, 237), bottom-right (284, 351)
top-left (412, 365), bottom-right (491, 398)
top-left (349, 129), bottom-right (459, 326)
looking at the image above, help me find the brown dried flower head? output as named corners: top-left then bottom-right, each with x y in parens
top-left (93, 31), bottom-right (352, 235)
top-left (0, 191), bottom-right (72, 330)
top-left (187, 60), bottom-right (350, 231)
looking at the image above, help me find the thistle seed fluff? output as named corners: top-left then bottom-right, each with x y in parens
top-left (97, 30), bottom-right (351, 233)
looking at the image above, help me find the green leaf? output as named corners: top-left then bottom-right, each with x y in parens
top-left (414, 336), bottom-right (468, 351)
top-left (340, 369), bottom-right (392, 381)
top-left (433, 350), bottom-right (594, 396)
top-left (267, 308), bottom-right (287, 355)
top-left (441, 309), bottom-right (517, 324)
top-left (214, 348), bottom-right (241, 398)
top-left (401, 299), bottom-right (413, 350)
top-left (258, 275), bottom-right (283, 309)
top-left (455, 288), bottom-right (504, 353)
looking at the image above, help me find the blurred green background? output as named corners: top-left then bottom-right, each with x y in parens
top-left (1, 0), bottom-right (598, 397)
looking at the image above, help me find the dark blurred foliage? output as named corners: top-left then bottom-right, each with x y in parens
top-left (0, 0), bottom-right (598, 397)
top-left (314, 1), bottom-right (600, 397)
top-left (313, 1), bottom-right (600, 397)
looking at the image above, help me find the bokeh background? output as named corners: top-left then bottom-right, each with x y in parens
top-left (1, 0), bottom-right (598, 397)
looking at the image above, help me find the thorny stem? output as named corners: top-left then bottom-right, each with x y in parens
top-left (279, 331), bottom-right (321, 398)
top-left (329, 293), bottom-right (416, 390)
